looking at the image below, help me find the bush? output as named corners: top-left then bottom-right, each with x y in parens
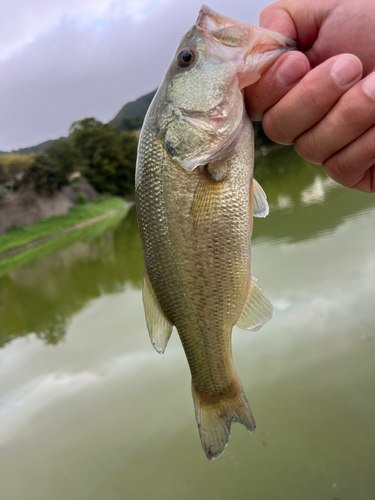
top-left (46, 139), bottom-right (82, 177)
top-left (22, 154), bottom-right (66, 195)
top-left (68, 118), bottom-right (138, 197)
top-left (0, 154), bottom-right (35, 187)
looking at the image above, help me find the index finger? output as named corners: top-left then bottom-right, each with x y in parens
top-left (245, 50), bottom-right (310, 120)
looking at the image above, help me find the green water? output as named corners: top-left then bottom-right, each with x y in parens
top-left (0, 147), bottom-right (374, 500)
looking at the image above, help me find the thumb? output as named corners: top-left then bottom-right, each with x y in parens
top-left (259, 4), bottom-right (297, 40)
top-left (259, 0), bottom-right (327, 50)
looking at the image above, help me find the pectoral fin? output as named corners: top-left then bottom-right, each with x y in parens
top-left (236, 275), bottom-right (273, 331)
top-left (253, 179), bottom-right (269, 218)
top-left (143, 272), bottom-right (173, 353)
top-left (249, 180), bottom-right (254, 236)
top-left (192, 174), bottom-right (222, 228)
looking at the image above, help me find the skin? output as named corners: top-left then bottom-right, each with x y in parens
top-left (245, 0), bottom-right (375, 193)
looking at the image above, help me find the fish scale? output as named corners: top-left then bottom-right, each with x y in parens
top-left (135, 5), bottom-right (294, 459)
top-left (137, 118), bottom-right (253, 399)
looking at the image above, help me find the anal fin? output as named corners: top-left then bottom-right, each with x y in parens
top-left (143, 272), bottom-right (173, 353)
top-left (236, 275), bottom-right (273, 331)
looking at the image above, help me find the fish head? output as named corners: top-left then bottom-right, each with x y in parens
top-left (156, 5), bottom-right (296, 171)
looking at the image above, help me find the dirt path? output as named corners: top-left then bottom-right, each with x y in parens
top-left (0, 203), bottom-right (131, 261)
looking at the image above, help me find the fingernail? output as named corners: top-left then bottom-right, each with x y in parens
top-left (276, 55), bottom-right (307, 86)
top-left (362, 72), bottom-right (375, 100)
top-left (331, 55), bottom-right (362, 86)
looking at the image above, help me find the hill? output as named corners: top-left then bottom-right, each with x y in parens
top-left (1, 87), bottom-right (273, 155)
top-left (108, 90), bottom-right (157, 127)
top-left (0, 137), bottom-right (68, 157)
top-left (1, 90), bottom-right (157, 156)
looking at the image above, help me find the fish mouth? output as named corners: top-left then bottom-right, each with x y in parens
top-left (196, 5), bottom-right (297, 88)
top-left (196, 4), bottom-right (296, 49)
top-left (196, 4), bottom-right (240, 30)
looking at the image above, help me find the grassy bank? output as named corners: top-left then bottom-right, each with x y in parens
top-left (0, 195), bottom-right (127, 255)
top-left (0, 209), bottom-right (127, 280)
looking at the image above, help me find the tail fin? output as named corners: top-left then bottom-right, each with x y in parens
top-left (192, 382), bottom-right (256, 461)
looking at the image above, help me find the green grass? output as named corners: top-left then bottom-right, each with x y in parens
top-left (0, 195), bottom-right (126, 255)
top-left (0, 210), bottom-right (127, 280)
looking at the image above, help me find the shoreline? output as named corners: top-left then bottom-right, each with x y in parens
top-left (0, 202), bottom-right (132, 261)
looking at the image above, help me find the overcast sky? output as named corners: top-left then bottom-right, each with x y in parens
top-left (0, 0), bottom-right (272, 151)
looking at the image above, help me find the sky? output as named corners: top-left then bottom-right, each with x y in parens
top-left (0, 0), bottom-right (273, 151)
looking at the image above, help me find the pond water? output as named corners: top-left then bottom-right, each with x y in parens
top-left (1, 147), bottom-right (375, 500)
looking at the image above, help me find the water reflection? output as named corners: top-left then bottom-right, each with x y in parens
top-left (1, 149), bottom-right (375, 350)
top-left (0, 148), bottom-right (375, 500)
top-left (0, 208), bottom-right (143, 349)
top-left (254, 147), bottom-right (375, 243)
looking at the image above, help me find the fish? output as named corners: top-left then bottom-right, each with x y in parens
top-left (135, 5), bottom-right (295, 460)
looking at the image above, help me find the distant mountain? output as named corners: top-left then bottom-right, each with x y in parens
top-left (108, 89), bottom-right (157, 127)
top-left (0, 90), bottom-right (157, 156)
top-left (0, 137), bottom-right (67, 157)
top-left (1, 87), bottom-right (273, 156)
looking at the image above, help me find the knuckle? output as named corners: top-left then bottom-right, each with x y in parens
top-left (262, 108), bottom-right (293, 144)
top-left (298, 80), bottom-right (323, 111)
top-left (324, 155), bottom-right (342, 176)
top-left (323, 155), bottom-right (353, 186)
top-left (331, 97), bottom-right (356, 129)
top-left (359, 127), bottom-right (375, 158)
top-left (294, 132), bottom-right (323, 164)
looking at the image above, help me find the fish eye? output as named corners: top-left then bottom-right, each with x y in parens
top-left (176, 49), bottom-right (196, 69)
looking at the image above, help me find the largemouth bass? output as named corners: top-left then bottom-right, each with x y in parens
top-left (135, 5), bottom-right (295, 460)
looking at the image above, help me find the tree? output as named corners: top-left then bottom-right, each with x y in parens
top-left (116, 131), bottom-right (138, 196)
top-left (46, 139), bottom-right (82, 177)
top-left (23, 154), bottom-right (65, 195)
top-left (69, 117), bottom-right (104, 134)
top-left (119, 116), bottom-right (144, 132)
top-left (68, 118), bottom-right (137, 197)
top-left (0, 154), bottom-right (34, 184)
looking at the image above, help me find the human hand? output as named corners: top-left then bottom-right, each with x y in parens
top-left (246, 0), bottom-right (375, 193)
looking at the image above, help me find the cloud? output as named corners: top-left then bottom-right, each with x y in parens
top-left (0, 0), bottom-right (168, 60)
top-left (0, 0), bottom-right (269, 151)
